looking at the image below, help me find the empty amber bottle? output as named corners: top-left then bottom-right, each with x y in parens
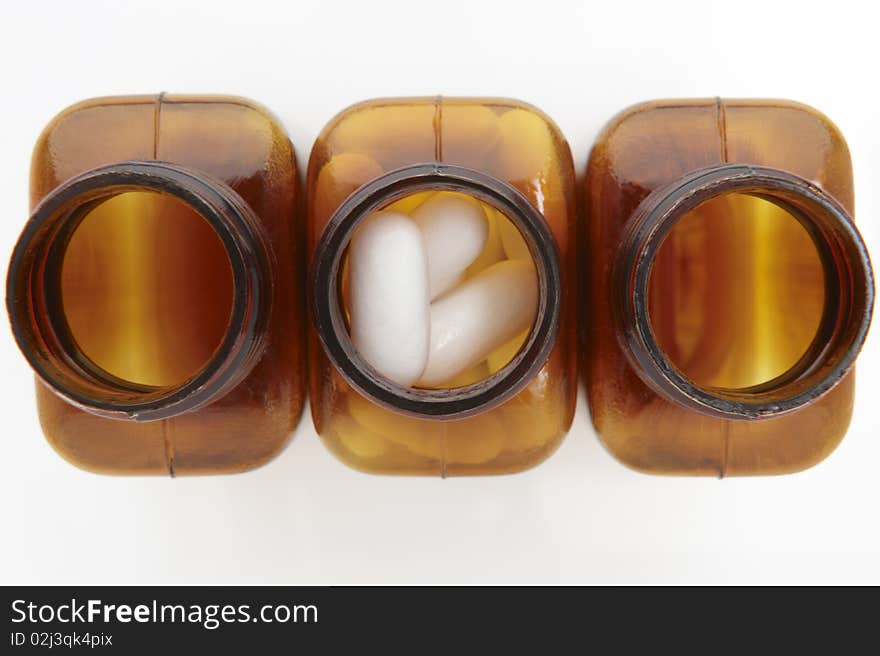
top-left (308, 97), bottom-right (577, 476)
top-left (585, 99), bottom-right (873, 476)
top-left (7, 94), bottom-right (304, 475)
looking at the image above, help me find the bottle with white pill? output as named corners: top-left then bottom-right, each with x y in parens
top-left (586, 98), bottom-right (874, 477)
top-left (6, 94), bottom-right (305, 475)
top-left (308, 97), bottom-right (577, 476)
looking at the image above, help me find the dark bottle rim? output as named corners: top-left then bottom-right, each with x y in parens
top-left (310, 163), bottom-right (561, 420)
top-left (6, 161), bottom-right (273, 422)
top-left (613, 163), bottom-right (874, 420)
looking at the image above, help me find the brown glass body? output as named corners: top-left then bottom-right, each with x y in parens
top-left (25, 94), bottom-right (304, 475)
top-left (307, 97), bottom-right (577, 476)
top-left (585, 98), bottom-right (861, 476)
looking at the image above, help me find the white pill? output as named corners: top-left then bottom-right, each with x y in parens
top-left (417, 260), bottom-right (538, 387)
top-left (349, 211), bottom-right (430, 386)
top-left (412, 193), bottom-right (488, 300)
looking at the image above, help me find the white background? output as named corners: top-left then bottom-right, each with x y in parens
top-left (1, 0), bottom-right (878, 585)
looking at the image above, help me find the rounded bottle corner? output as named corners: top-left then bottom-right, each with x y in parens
top-left (218, 94), bottom-right (297, 158)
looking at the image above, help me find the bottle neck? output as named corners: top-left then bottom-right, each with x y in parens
top-left (6, 161), bottom-right (272, 421)
top-left (613, 164), bottom-right (874, 420)
top-left (311, 163), bottom-right (561, 419)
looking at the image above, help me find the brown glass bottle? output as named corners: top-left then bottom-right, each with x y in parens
top-left (585, 99), bottom-right (873, 476)
top-left (7, 94), bottom-right (304, 475)
top-left (308, 97), bottom-right (577, 476)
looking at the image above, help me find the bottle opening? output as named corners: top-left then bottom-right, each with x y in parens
top-left (339, 190), bottom-right (538, 391)
top-left (311, 164), bottom-right (560, 419)
top-left (57, 190), bottom-right (235, 390)
top-left (648, 192), bottom-right (825, 391)
top-left (7, 161), bottom-right (271, 421)
top-left (615, 164), bottom-right (873, 420)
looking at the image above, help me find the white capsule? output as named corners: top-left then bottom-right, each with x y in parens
top-left (412, 193), bottom-right (488, 300)
top-left (417, 260), bottom-right (538, 387)
top-left (349, 211), bottom-right (430, 386)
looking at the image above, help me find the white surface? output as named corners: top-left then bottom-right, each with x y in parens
top-left (1, 0), bottom-right (878, 585)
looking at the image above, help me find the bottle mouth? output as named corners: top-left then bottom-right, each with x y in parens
top-left (311, 163), bottom-right (561, 419)
top-left (6, 161), bottom-right (272, 421)
top-left (614, 164), bottom-right (874, 420)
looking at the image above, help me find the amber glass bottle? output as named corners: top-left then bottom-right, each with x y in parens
top-left (585, 99), bottom-right (873, 476)
top-left (307, 97), bottom-right (577, 476)
top-left (7, 94), bottom-right (304, 475)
